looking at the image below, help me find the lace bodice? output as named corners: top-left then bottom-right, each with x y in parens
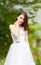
top-left (11, 27), bottom-right (25, 43)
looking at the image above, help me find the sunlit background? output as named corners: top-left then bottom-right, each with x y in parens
top-left (0, 0), bottom-right (41, 65)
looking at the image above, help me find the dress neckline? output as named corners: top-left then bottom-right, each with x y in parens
top-left (19, 27), bottom-right (24, 30)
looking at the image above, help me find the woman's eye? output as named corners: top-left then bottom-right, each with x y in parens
top-left (20, 17), bottom-right (22, 19)
top-left (20, 17), bottom-right (24, 20)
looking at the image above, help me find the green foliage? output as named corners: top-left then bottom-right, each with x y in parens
top-left (0, 8), bottom-right (20, 58)
top-left (0, 0), bottom-right (41, 65)
top-left (28, 22), bottom-right (41, 65)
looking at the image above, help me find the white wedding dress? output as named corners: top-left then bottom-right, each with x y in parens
top-left (4, 27), bottom-right (35, 65)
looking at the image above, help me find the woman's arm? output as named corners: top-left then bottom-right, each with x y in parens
top-left (25, 30), bottom-right (28, 42)
top-left (9, 24), bottom-right (19, 38)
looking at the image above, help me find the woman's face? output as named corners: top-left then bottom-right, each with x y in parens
top-left (17, 14), bottom-right (25, 25)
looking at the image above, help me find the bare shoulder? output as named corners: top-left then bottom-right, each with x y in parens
top-left (25, 30), bottom-right (28, 36)
top-left (9, 23), bottom-right (16, 29)
top-left (9, 23), bottom-right (16, 33)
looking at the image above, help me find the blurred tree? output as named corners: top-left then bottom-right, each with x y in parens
top-left (0, 0), bottom-right (41, 65)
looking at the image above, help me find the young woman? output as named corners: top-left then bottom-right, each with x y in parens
top-left (4, 10), bottom-right (36, 65)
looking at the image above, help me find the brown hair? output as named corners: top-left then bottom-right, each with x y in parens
top-left (17, 10), bottom-right (29, 32)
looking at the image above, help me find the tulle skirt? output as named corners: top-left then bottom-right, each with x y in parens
top-left (4, 41), bottom-right (35, 65)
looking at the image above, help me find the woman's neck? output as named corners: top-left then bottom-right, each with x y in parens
top-left (15, 21), bottom-right (24, 28)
